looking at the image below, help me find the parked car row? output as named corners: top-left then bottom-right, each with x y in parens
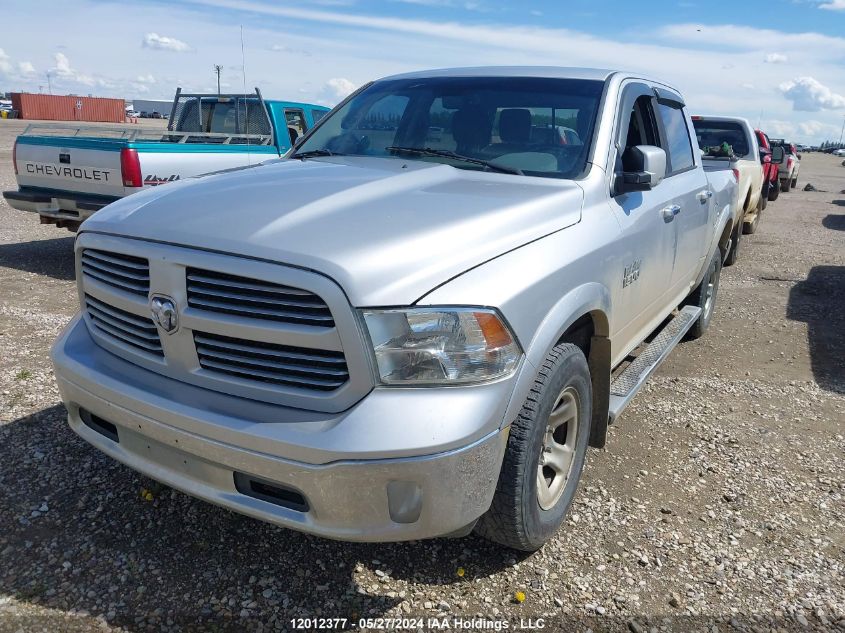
top-left (690, 116), bottom-right (803, 261)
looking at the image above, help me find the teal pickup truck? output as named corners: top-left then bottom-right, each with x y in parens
top-left (3, 88), bottom-right (329, 230)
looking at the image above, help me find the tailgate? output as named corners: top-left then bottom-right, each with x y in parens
top-left (15, 136), bottom-right (127, 197)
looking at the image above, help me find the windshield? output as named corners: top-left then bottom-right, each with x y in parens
top-left (692, 120), bottom-right (752, 158)
top-left (295, 76), bottom-right (605, 178)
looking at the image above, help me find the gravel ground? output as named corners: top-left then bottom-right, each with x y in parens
top-left (0, 119), bottom-right (843, 633)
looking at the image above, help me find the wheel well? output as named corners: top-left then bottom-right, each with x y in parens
top-left (557, 314), bottom-right (594, 357)
top-left (742, 187), bottom-right (752, 213)
top-left (556, 311), bottom-right (610, 449)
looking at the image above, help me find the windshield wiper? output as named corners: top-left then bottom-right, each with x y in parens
top-left (292, 149), bottom-right (341, 159)
top-left (386, 146), bottom-right (524, 175)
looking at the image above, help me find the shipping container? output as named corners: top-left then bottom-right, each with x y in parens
top-left (10, 93), bottom-right (125, 122)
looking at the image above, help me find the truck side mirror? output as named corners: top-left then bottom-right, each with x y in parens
top-left (617, 145), bottom-right (666, 194)
top-left (771, 146), bottom-right (785, 164)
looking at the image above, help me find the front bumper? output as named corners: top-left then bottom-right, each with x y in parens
top-left (52, 316), bottom-right (513, 542)
top-left (3, 187), bottom-right (117, 221)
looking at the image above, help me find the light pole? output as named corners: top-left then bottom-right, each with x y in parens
top-left (213, 65), bottom-right (222, 95)
top-left (46, 71), bottom-right (52, 95)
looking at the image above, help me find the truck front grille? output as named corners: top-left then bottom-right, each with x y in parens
top-left (81, 249), bottom-right (150, 296)
top-left (84, 294), bottom-right (163, 357)
top-left (186, 268), bottom-right (334, 327)
top-left (194, 331), bottom-right (349, 391)
top-left (76, 234), bottom-right (371, 412)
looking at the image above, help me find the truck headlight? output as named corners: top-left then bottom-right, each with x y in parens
top-left (361, 307), bottom-right (521, 385)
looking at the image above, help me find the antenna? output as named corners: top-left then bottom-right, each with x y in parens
top-left (240, 25), bottom-right (251, 167)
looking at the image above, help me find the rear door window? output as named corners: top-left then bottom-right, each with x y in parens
top-left (658, 103), bottom-right (695, 174)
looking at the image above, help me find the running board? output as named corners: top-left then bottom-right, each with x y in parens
top-left (608, 305), bottom-right (701, 423)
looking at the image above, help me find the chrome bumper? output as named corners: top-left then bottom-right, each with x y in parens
top-left (3, 188), bottom-right (114, 221)
top-left (52, 316), bottom-right (512, 542)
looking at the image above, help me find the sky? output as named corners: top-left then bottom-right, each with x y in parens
top-left (1, 0), bottom-right (844, 144)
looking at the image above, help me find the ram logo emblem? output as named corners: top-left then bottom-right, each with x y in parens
top-left (623, 260), bottom-right (641, 288)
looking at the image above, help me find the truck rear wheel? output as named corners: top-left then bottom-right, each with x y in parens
top-left (767, 179), bottom-right (780, 202)
top-left (781, 177), bottom-right (791, 193)
top-left (724, 216), bottom-right (742, 267)
top-left (684, 250), bottom-right (722, 340)
top-left (475, 343), bottom-right (592, 551)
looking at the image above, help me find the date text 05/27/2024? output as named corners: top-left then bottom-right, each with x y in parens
top-left (289, 617), bottom-right (548, 630)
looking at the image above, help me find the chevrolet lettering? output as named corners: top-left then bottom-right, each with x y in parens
top-left (25, 162), bottom-right (112, 182)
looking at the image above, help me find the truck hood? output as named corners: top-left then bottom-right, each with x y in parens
top-left (84, 156), bottom-right (585, 305)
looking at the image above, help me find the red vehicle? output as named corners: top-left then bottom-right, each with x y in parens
top-left (755, 129), bottom-right (780, 204)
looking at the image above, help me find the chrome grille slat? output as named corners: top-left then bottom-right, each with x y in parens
top-left (82, 249), bottom-right (149, 271)
top-left (88, 306), bottom-right (161, 342)
top-left (186, 272), bottom-right (314, 296)
top-left (187, 286), bottom-right (325, 309)
top-left (81, 249), bottom-right (150, 297)
top-left (82, 257), bottom-right (150, 282)
top-left (196, 348), bottom-right (349, 377)
top-left (188, 297), bottom-right (335, 324)
top-left (186, 268), bottom-right (334, 327)
top-left (81, 267), bottom-right (150, 294)
top-left (194, 334), bottom-right (347, 366)
top-left (199, 359), bottom-right (347, 389)
top-left (194, 332), bottom-right (349, 391)
top-left (86, 296), bottom-right (158, 331)
top-left (84, 294), bottom-right (163, 356)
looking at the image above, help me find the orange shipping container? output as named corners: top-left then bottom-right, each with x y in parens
top-left (10, 93), bottom-right (125, 123)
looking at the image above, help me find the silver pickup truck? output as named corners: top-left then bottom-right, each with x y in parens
top-left (52, 67), bottom-right (738, 551)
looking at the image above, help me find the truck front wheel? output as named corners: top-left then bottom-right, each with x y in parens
top-left (684, 250), bottom-right (722, 340)
top-left (475, 343), bottom-right (592, 551)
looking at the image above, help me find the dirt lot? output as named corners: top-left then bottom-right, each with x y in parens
top-left (0, 118), bottom-right (842, 633)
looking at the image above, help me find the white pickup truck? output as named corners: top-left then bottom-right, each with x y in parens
top-left (692, 116), bottom-right (765, 263)
top-left (52, 67), bottom-right (738, 551)
top-left (3, 89), bottom-right (328, 231)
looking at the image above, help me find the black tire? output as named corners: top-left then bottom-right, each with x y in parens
top-left (781, 177), bottom-right (791, 193)
top-left (760, 190), bottom-right (768, 211)
top-left (724, 215), bottom-right (742, 266)
top-left (792, 176), bottom-right (798, 188)
top-left (767, 178), bottom-right (780, 202)
top-left (684, 250), bottom-right (722, 340)
top-left (475, 343), bottom-right (592, 551)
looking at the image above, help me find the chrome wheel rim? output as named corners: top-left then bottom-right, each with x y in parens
top-left (703, 266), bottom-right (716, 318)
top-left (537, 386), bottom-right (580, 510)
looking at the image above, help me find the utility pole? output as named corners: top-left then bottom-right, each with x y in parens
top-left (46, 71), bottom-right (52, 95)
top-left (213, 64), bottom-right (223, 95)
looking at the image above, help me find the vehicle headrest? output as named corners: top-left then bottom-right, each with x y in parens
top-left (452, 106), bottom-right (491, 150)
top-left (498, 109), bottom-right (532, 143)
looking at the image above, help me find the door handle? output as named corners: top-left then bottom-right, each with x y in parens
top-left (661, 205), bottom-right (681, 221)
top-left (697, 190), bottom-right (713, 203)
